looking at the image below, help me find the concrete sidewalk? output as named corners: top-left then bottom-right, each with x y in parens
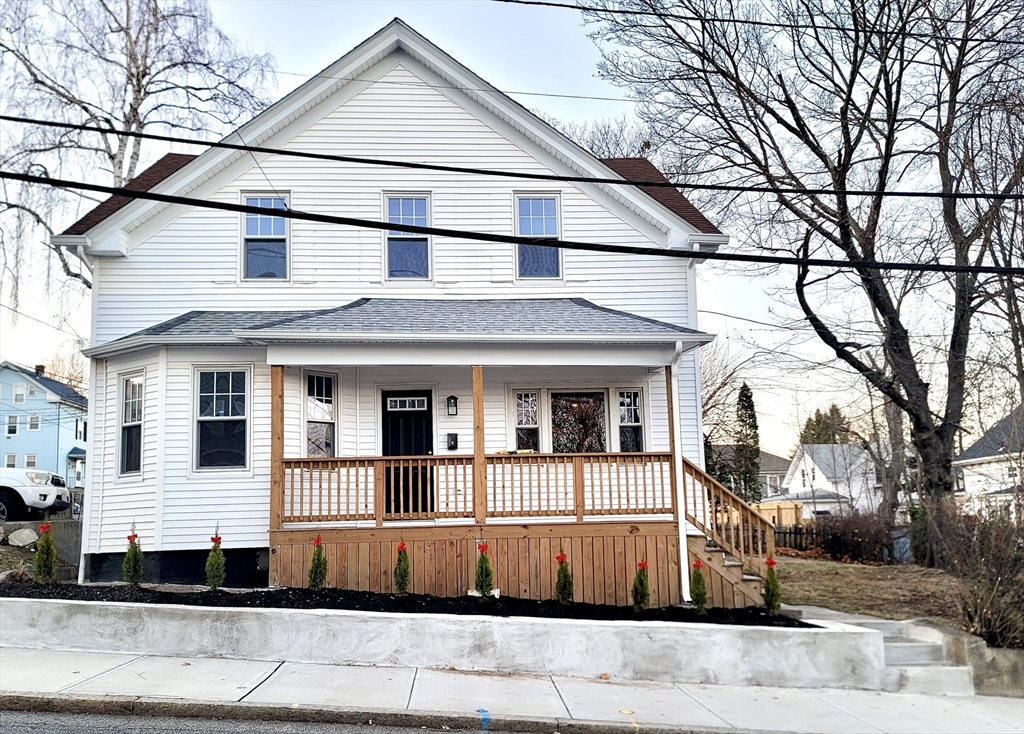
top-left (1, 647), bottom-right (1021, 734)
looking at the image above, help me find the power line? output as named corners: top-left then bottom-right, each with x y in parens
top-left (493, 0), bottom-right (1024, 47)
top-left (8, 168), bottom-right (1024, 277)
top-left (1, 303), bottom-right (85, 339)
top-left (4, 114), bottom-right (1023, 201)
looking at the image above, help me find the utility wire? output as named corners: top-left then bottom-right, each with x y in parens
top-left (493, 0), bottom-right (1024, 47)
top-left (1, 303), bottom-right (85, 339)
top-left (8, 169), bottom-right (1024, 277)
top-left (4, 114), bottom-right (1022, 201)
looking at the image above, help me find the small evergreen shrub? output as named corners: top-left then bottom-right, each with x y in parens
top-left (763, 557), bottom-right (782, 615)
top-left (475, 542), bottom-right (493, 597)
top-left (632, 559), bottom-right (650, 612)
top-left (32, 522), bottom-right (57, 583)
top-left (690, 558), bottom-right (708, 613)
top-left (308, 534), bottom-right (327, 590)
top-left (122, 523), bottom-right (144, 587)
top-left (205, 525), bottom-right (225, 591)
top-left (554, 549), bottom-right (573, 604)
top-left (394, 540), bottom-right (410, 594)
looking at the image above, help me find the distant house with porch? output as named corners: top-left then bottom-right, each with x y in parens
top-left (1, 362), bottom-right (87, 488)
top-left (779, 444), bottom-right (881, 517)
top-left (53, 20), bottom-right (773, 606)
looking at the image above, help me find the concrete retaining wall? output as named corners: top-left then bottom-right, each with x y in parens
top-left (0, 598), bottom-right (887, 690)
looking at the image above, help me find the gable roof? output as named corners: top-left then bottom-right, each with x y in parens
top-left (602, 158), bottom-right (720, 234)
top-left (83, 298), bottom-right (711, 358)
top-left (55, 19), bottom-right (725, 247)
top-left (62, 154), bottom-right (197, 235)
top-left (799, 444), bottom-right (871, 483)
top-left (956, 405), bottom-right (1024, 463)
top-left (1, 362), bottom-right (87, 408)
top-left (709, 446), bottom-right (791, 474)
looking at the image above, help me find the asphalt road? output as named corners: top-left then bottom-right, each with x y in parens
top-left (0, 712), bottom-right (518, 734)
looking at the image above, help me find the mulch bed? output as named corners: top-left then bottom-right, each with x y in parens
top-left (0, 582), bottom-right (811, 628)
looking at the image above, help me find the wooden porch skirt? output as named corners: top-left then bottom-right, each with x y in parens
top-left (269, 520), bottom-right (681, 607)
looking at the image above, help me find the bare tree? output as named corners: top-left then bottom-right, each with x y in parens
top-left (588, 0), bottom-right (1024, 497)
top-left (543, 113), bottom-right (658, 158)
top-left (0, 0), bottom-right (274, 303)
top-left (45, 350), bottom-right (87, 395)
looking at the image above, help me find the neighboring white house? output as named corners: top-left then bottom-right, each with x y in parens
top-left (779, 444), bottom-right (881, 518)
top-left (953, 405), bottom-right (1023, 512)
top-left (53, 20), bottom-right (772, 604)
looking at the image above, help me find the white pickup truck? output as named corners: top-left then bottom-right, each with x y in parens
top-left (0, 468), bottom-right (71, 522)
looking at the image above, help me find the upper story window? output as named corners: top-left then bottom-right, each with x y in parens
top-left (244, 196), bottom-right (288, 279)
top-left (516, 196), bottom-right (560, 278)
top-left (6, 415), bottom-right (18, 436)
top-left (12, 384), bottom-right (26, 404)
top-left (121, 375), bottom-right (144, 475)
top-left (386, 196), bottom-right (429, 279)
top-left (28, 414), bottom-right (40, 431)
top-left (196, 369), bottom-right (247, 470)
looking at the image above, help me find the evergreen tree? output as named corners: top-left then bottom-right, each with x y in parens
top-left (33, 522), bottom-right (57, 583)
top-left (799, 404), bottom-right (851, 444)
top-left (733, 383), bottom-right (761, 502)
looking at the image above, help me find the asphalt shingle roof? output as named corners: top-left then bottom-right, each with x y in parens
top-left (956, 405), bottom-right (1024, 462)
top-left (801, 444), bottom-right (870, 483)
top-left (3, 363), bottom-right (87, 408)
top-left (601, 158), bottom-right (721, 234)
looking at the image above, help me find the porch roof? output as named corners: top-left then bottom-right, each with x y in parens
top-left (84, 299), bottom-right (712, 360)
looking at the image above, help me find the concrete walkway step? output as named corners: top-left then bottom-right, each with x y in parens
top-left (884, 640), bottom-right (947, 665)
top-left (885, 664), bottom-right (975, 696)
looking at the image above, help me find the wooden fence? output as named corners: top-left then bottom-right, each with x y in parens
top-left (773, 524), bottom-right (822, 551)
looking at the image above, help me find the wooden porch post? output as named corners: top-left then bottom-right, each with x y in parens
top-left (472, 365), bottom-right (487, 525)
top-left (269, 364), bottom-right (284, 586)
top-left (665, 364), bottom-right (679, 521)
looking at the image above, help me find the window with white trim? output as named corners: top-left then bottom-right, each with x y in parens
top-left (386, 196), bottom-right (430, 278)
top-left (25, 454), bottom-right (36, 469)
top-left (196, 369), bottom-right (247, 469)
top-left (6, 415), bottom-right (18, 436)
top-left (618, 390), bottom-right (644, 452)
top-left (76, 418), bottom-right (87, 441)
top-left (551, 392), bottom-right (607, 453)
top-left (514, 391), bottom-right (540, 451)
top-left (27, 385), bottom-right (36, 397)
top-left (244, 196), bottom-right (288, 279)
top-left (306, 373), bottom-right (335, 458)
top-left (516, 196), bottom-right (560, 278)
top-left (28, 414), bottom-right (41, 431)
top-left (4, 454), bottom-right (15, 468)
top-left (120, 375), bottom-right (143, 475)
top-left (12, 384), bottom-right (26, 404)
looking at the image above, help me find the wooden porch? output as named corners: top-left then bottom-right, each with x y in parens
top-left (267, 364), bottom-right (775, 607)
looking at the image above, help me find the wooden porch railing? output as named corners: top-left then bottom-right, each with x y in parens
top-left (282, 452), bottom-right (675, 526)
top-left (679, 456), bottom-right (776, 577)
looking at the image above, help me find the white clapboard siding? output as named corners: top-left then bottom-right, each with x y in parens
top-left (92, 60), bottom-right (692, 345)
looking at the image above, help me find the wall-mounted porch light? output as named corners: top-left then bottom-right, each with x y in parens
top-left (446, 395), bottom-right (459, 416)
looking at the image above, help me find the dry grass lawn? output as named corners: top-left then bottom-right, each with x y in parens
top-left (776, 555), bottom-right (961, 625)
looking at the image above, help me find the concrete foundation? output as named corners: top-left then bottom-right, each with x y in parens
top-left (0, 598), bottom-right (887, 690)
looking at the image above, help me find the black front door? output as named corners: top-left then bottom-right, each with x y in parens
top-left (381, 390), bottom-right (434, 514)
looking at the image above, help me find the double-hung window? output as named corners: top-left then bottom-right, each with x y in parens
top-left (25, 454), bottom-right (36, 469)
top-left (197, 370), bottom-right (247, 469)
top-left (514, 391), bottom-right (540, 451)
top-left (121, 375), bottom-right (143, 475)
top-left (386, 196), bottom-right (429, 278)
top-left (4, 454), bottom-right (15, 468)
top-left (244, 196), bottom-right (288, 279)
top-left (516, 196), bottom-right (560, 278)
top-left (306, 373), bottom-right (335, 458)
top-left (28, 414), bottom-right (40, 431)
top-left (6, 415), bottom-right (18, 436)
top-left (13, 384), bottom-right (26, 404)
top-left (618, 390), bottom-right (644, 451)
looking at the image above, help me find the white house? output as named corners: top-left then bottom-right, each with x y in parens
top-left (954, 406), bottom-right (1023, 511)
top-left (780, 444), bottom-right (881, 518)
top-left (53, 20), bottom-right (772, 605)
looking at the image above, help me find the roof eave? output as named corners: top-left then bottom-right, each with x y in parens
top-left (234, 330), bottom-right (714, 345)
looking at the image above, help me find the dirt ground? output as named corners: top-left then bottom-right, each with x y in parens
top-left (776, 555), bottom-right (961, 625)
top-left (0, 544), bottom-right (36, 573)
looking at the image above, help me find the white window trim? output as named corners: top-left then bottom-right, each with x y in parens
top-left (239, 192), bottom-right (291, 283)
top-left (5, 414), bottom-right (19, 436)
top-left (303, 369), bottom-right (339, 459)
top-left (117, 371), bottom-right (145, 478)
top-left (382, 192), bottom-right (434, 283)
top-left (4, 453), bottom-right (15, 468)
top-left (513, 192), bottom-right (564, 282)
top-left (25, 454), bottom-right (37, 469)
top-left (12, 383), bottom-right (27, 404)
top-left (191, 364), bottom-right (254, 475)
top-left (28, 414), bottom-right (41, 431)
top-left (505, 383), bottom-right (648, 453)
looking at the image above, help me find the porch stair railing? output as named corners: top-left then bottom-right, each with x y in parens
top-left (679, 457), bottom-right (775, 579)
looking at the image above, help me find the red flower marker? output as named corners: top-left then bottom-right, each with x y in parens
top-left (765, 556), bottom-right (777, 568)
top-left (313, 535), bottom-right (322, 547)
top-left (477, 542), bottom-right (488, 553)
top-left (555, 552), bottom-right (567, 564)
top-left (127, 533), bottom-right (138, 543)
top-left (211, 536), bottom-right (222, 545)
top-left (692, 559), bottom-right (704, 569)
top-left (39, 523), bottom-right (51, 534)
top-left (397, 541), bottom-right (407, 552)
top-left (637, 560), bottom-right (649, 571)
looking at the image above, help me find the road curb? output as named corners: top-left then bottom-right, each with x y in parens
top-left (0, 692), bottom-right (786, 734)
